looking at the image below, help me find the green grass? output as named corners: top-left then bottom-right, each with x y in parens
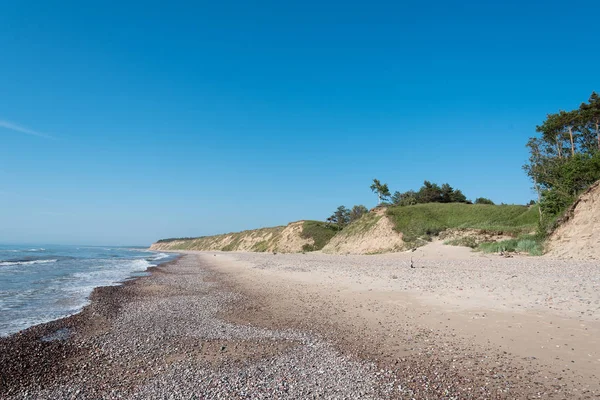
top-left (386, 203), bottom-right (539, 244)
top-left (477, 239), bottom-right (520, 253)
top-left (478, 235), bottom-right (544, 256)
top-left (515, 239), bottom-right (543, 255)
top-left (300, 220), bottom-right (340, 251)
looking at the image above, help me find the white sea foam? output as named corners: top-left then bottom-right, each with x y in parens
top-left (0, 259), bottom-right (57, 267)
top-left (152, 252), bottom-right (170, 261)
top-left (70, 259), bottom-right (153, 289)
top-left (0, 258), bottom-right (156, 337)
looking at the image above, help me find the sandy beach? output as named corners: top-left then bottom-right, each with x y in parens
top-left (1, 246), bottom-right (599, 399)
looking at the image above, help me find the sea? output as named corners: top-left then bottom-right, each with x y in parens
top-left (0, 244), bottom-right (177, 337)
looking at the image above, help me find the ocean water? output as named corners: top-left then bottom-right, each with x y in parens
top-left (0, 244), bottom-right (177, 337)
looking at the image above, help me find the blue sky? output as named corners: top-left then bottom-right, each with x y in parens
top-left (1, 0), bottom-right (599, 245)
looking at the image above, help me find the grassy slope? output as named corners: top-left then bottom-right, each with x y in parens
top-left (386, 203), bottom-right (539, 243)
top-left (155, 204), bottom-right (540, 254)
top-left (300, 221), bottom-right (340, 251)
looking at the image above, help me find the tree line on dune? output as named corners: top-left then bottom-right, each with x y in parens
top-left (158, 92), bottom-right (599, 244)
top-left (371, 179), bottom-right (495, 207)
top-left (327, 180), bottom-right (496, 230)
top-left (524, 91), bottom-right (600, 230)
top-left (329, 91), bottom-right (599, 235)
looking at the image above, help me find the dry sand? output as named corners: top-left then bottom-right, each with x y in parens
top-left (1, 244), bottom-right (599, 399)
top-left (547, 180), bottom-right (600, 260)
top-left (205, 243), bottom-right (600, 398)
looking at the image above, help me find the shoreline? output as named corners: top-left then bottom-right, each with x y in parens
top-left (0, 254), bottom-right (387, 398)
top-left (0, 247), bottom-right (176, 339)
top-left (1, 252), bottom-right (598, 398)
top-left (0, 255), bottom-right (182, 395)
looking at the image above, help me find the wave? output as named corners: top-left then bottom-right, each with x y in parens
top-left (68, 259), bottom-right (153, 292)
top-left (0, 259), bottom-right (58, 267)
top-left (1, 248), bottom-right (45, 253)
top-left (151, 252), bottom-right (170, 261)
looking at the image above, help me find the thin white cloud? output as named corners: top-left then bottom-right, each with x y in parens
top-left (0, 119), bottom-right (54, 139)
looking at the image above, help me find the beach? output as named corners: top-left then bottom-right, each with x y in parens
top-left (1, 247), bottom-right (598, 399)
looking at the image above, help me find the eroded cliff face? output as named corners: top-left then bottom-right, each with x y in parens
top-left (149, 221), bottom-right (314, 253)
top-left (546, 181), bottom-right (600, 260)
top-left (322, 210), bottom-right (406, 255)
top-left (150, 210), bottom-right (410, 255)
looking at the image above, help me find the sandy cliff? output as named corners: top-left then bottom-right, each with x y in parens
top-left (546, 180), bottom-right (600, 260)
top-left (149, 221), bottom-right (315, 253)
top-left (321, 209), bottom-right (406, 254)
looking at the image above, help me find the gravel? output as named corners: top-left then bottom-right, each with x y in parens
top-left (2, 251), bottom-right (598, 399)
top-left (0, 256), bottom-right (387, 399)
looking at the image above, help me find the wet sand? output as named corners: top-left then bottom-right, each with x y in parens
top-left (1, 251), bottom-right (598, 399)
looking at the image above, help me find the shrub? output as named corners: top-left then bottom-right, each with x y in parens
top-left (478, 235), bottom-right (543, 256)
top-left (515, 239), bottom-right (543, 256)
top-left (474, 197), bottom-right (495, 205)
top-left (300, 221), bottom-right (339, 251)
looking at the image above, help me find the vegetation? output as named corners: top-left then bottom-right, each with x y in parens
top-left (370, 179), bottom-right (390, 205)
top-left (154, 226), bottom-right (286, 251)
top-left (327, 206), bottom-right (350, 229)
top-left (157, 93), bottom-right (600, 257)
top-left (474, 197), bottom-right (495, 205)
top-left (478, 235), bottom-right (544, 256)
top-left (524, 92), bottom-right (600, 233)
top-left (386, 203), bottom-right (538, 244)
top-left (327, 204), bottom-right (368, 229)
top-left (349, 205), bottom-right (368, 222)
top-left (300, 220), bottom-right (340, 251)
top-left (391, 181), bottom-right (467, 206)
top-left (156, 237), bottom-right (202, 243)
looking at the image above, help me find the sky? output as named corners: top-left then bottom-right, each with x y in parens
top-left (1, 0), bottom-right (599, 246)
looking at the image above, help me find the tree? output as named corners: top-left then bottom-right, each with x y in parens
top-left (349, 205), bottom-right (368, 223)
top-left (524, 92), bottom-right (600, 223)
top-left (580, 92), bottom-right (600, 152)
top-left (557, 110), bottom-right (579, 157)
top-left (391, 190), bottom-right (417, 206)
top-left (370, 179), bottom-right (390, 205)
top-left (475, 197), bottom-right (495, 205)
top-left (328, 205), bottom-right (350, 229)
top-left (440, 183), bottom-right (454, 203)
top-left (416, 181), bottom-right (442, 203)
top-left (393, 181), bottom-right (469, 205)
top-left (391, 191), bottom-right (402, 205)
top-left (450, 189), bottom-right (467, 203)
top-left (536, 113), bottom-right (565, 159)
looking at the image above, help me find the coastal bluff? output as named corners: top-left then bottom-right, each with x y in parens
top-left (150, 212), bottom-right (407, 255)
top-left (149, 221), bottom-right (327, 253)
top-left (151, 185), bottom-right (600, 259)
